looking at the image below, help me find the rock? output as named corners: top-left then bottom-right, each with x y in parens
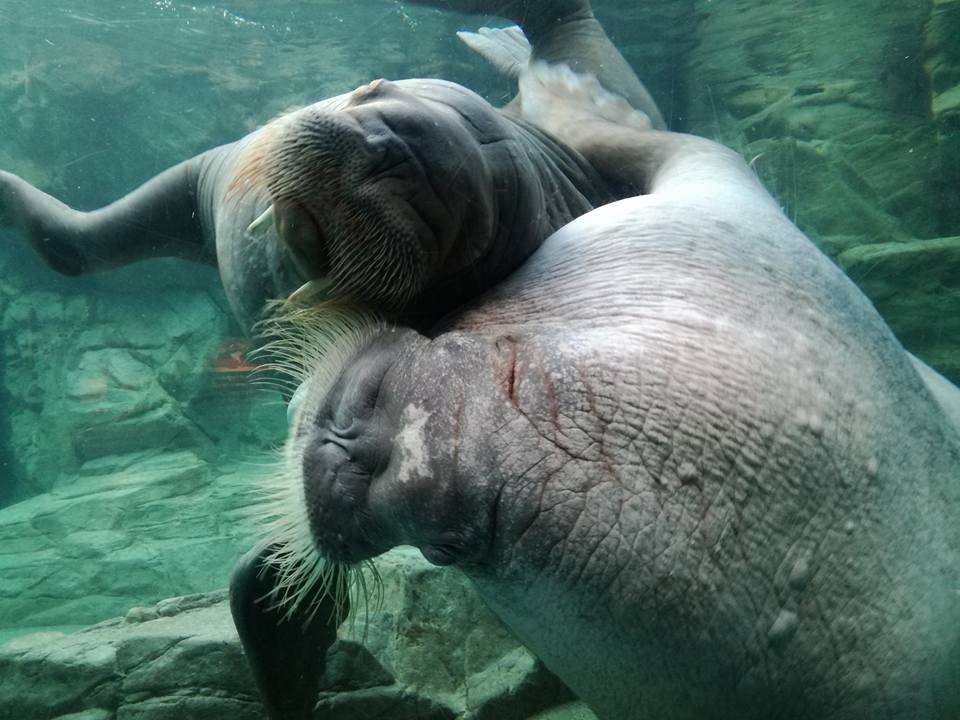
top-left (925, 0), bottom-right (960, 117)
top-left (924, 0), bottom-right (960, 236)
top-left (315, 686), bottom-right (456, 720)
top-left (0, 280), bottom-right (285, 505)
top-left (0, 551), bottom-right (577, 720)
top-left (463, 647), bottom-right (576, 720)
top-left (528, 702), bottom-right (599, 720)
top-left (0, 452), bottom-right (258, 629)
top-left (0, 591), bottom-right (258, 720)
top-left (54, 711), bottom-right (113, 720)
top-left (687, 0), bottom-right (942, 242)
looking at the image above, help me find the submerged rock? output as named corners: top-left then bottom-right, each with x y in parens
top-left (0, 452), bottom-right (258, 631)
top-left (0, 549), bottom-right (582, 720)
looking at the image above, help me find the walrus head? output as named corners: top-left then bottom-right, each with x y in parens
top-left (233, 78), bottom-right (558, 317)
top-left (256, 308), bottom-right (514, 614)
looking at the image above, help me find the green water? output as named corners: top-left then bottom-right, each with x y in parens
top-left (0, 1), bottom-right (957, 718)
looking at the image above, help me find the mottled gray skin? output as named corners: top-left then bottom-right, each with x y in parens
top-left (0, 80), bottom-right (617, 331)
top-left (292, 98), bottom-right (960, 720)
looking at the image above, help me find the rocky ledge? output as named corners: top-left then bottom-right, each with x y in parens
top-left (0, 547), bottom-right (595, 720)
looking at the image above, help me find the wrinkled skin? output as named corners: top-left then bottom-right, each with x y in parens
top-left (286, 70), bottom-right (960, 720)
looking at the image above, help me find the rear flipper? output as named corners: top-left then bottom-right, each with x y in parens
top-left (457, 25), bottom-right (532, 80)
top-left (517, 60), bottom-right (653, 135)
top-left (229, 544), bottom-right (348, 720)
top-left (0, 160), bottom-right (212, 276)
top-left (418, 0), bottom-right (666, 128)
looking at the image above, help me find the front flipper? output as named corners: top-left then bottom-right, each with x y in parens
top-left (229, 544), bottom-right (348, 720)
top-left (0, 158), bottom-right (212, 275)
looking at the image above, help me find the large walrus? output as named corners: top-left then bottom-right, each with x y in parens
top-left (257, 16), bottom-right (960, 720)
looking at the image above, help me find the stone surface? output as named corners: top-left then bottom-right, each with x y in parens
top-left (0, 452), bottom-right (259, 631)
top-left (0, 550), bottom-right (576, 720)
top-left (530, 702), bottom-right (598, 720)
top-left (686, 0), bottom-right (948, 243)
top-left (0, 263), bottom-right (287, 505)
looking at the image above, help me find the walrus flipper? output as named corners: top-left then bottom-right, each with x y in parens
top-left (457, 25), bottom-right (531, 79)
top-left (415, 0), bottom-right (667, 128)
top-left (229, 545), bottom-right (347, 720)
top-left (0, 158), bottom-right (212, 276)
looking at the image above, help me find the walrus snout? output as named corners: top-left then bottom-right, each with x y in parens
top-left (296, 328), bottom-right (426, 563)
top-left (301, 430), bottom-right (381, 564)
top-left (232, 95), bottom-right (437, 309)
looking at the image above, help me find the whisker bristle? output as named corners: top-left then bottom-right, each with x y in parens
top-left (246, 302), bottom-right (386, 622)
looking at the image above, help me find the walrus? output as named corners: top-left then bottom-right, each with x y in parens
top-left (0, 0), bottom-right (659, 334)
top-left (0, 80), bottom-right (622, 331)
top-left (259, 29), bottom-right (960, 720)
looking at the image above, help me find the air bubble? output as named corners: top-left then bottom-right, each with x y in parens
top-left (788, 556), bottom-right (811, 590)
top-left (768, 610), bottom-right (799, 647)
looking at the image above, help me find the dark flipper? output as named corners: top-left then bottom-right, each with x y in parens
top-left (0, 158), bottom-right (212, 275)
top-left (229, 545), bottom-right (348, 720)
top-left (410, 0), bottom-right (666, 129)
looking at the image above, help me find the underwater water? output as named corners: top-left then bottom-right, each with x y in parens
top-left (0, 0), bottom-right (957, 718)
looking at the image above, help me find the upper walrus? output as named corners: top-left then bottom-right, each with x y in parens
top-left (0, 0), bottom-right (657, 333)
top-left (0, 79), bottom-right (619, 331)
top-left (262, 31), bottom-right (960, 720)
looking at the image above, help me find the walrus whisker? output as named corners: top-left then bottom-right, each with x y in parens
top-left (247, 302), bottom-right (389, 622)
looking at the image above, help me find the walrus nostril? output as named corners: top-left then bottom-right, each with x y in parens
top-left (350, 78), bottom-right (392, 104)
top-left (301, 434), bottom-right (376, 562)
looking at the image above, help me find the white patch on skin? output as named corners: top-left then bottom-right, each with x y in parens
top-left (396, 404), bottom-right (432, 484)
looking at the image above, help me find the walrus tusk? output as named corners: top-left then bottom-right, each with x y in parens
top-left (288, 278), bottom-right (334, 304)
top-left (247, 204), bottom-right (276, 237)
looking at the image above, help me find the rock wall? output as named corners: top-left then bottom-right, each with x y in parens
top-left (0, 549), bottom-right (594, 720)
top-left (925, 0), bottom-right (960, 239)
top-left (0, 452), bottom-right (256, 633)
top-left (0, 256), bottom-right (287, 505)
top-left (683, 0), bottom-right (960, 382)
top-left (686, 0), bottom-right (939, 244)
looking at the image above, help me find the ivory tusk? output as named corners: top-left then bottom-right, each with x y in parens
top-left (246, 204), bottom-right (276, 236)
top-left (287, 278), bottom-right (334, 304)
